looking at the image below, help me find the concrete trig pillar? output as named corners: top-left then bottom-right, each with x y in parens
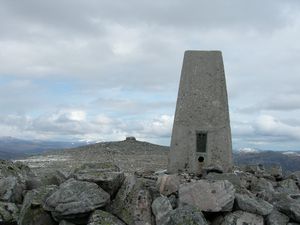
top-left (168, 50), bottom-right (233, 174)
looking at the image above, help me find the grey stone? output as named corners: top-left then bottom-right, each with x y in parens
top-left (168, 51), bottom-right (232, 174)
top-left (72, 162), bottom-right (125, 196)
top-left (87, 210), bottom-right (125, 225)
top-left (109, 175), bottom-right (153, 225)
top-left (156, 174), bottom-right (180, 196)
top-left (18, 185), bottom-right (58, 225)
top-left (203, 164), bottom-right (224, 174)
top-left (277, 179), bottom-right (299, 194)
top-left (152, 196), bottom-right (173, 225)
top-left (0, 176), bottom-right (24, 204)
top-left (266, 210), bottom-right (290, 225)
top-left (235, 193), bottom-right (273, 216)
top-left (267, 164), bottom-right (283, 180)
top-left (0, 202), bottom-right (19, 224)
top-left (59, 221), bottom-right (75, 225)
top-left (251, 177), bottom-right (275, 193)
top-left (276, 194), bottom-right (300, 222)
top-left (164, 205), bottom-right (208, 225)
top-left (221, 210), bottom-right (264, 225)
top-left (244, 164), bottom-right (265, 175)
top-left (179, 180), bottom-right (235, 212)
top-left (168, 194), bottom-right (177, 209)
top-left (205, 172), bottom-right (242, 189)
top-left (43, 178), bottom-right (110, 221)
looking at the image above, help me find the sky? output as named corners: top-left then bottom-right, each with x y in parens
top-left (1, 0), bottom-right (300, 150)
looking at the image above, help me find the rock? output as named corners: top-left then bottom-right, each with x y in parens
top-left (72, 163), bottom-right (125, 196)
top-left (87, 210), bottom-right (125, 225)
top-left (40, 170), bottom-right (68, 186)
top-left (59, 221), bottom-right (75, 225)
top-left (152, 196), bottom-right (173, 225)
top-left (205, 173), bottom-right (242, 189)
top-left (267, 164), bottom-right (283, 180)
top-left (235, 193), bottom-right (273, 216)
top-left (277, 179), bottom-right (299, 194)
top-left (164, 205), bottom-right (208, 225)
top-left (250, 177), bottom-right (275, 201)
top-left (244, 164), bottom-right (265, 175)
top-left (221, 210), bottom-right (264, 225)
top-left (18, 185), bottom-right (58, 225)
top-left (251, 177), bottom-right (275, 193)
top-left (179, 180), bottom-right (235, 212)
top-left (43, 178), bottom-right (110, 221)
top-left (266, 210), bottom-right (290, 225)
top-left (168, 195), bottom-right (177, 209)
top-left (0, 176), bottom-right (24, 204)
top-left (275, 194), bottom-right (300, 222)
top-left (109, 175), bottom-right (153, 225)
top-left (203, 164), bottom-right (224, 174)
top-left (0, 202), bottom-right (19, 224)
top-left (0, 160), bottom-right (32, 180)
top-left (156, 174), bottom-right (180, 196)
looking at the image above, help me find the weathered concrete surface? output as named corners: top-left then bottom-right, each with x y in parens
top-left (168, 51), bottom-right (232, 174)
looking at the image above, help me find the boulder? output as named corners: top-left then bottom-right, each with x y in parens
top-left (109, 175), bottom-right (153, 225)
top-left (277, 179), bottom-right (299, 194)
top-left (243, 164), bottom-right (265, 175)
top-left (267, 164), bottom-right (283, 180)
top-left (151, 196), bottom-right (173, 225)
top-left (221, 210), bottom-right (264, 225)
top-left (205, 173), bottom-right (242, 189)
top-left (156, 174), bottom-right (180, 196)
top-left (168, 195), bottom-right (177, 209)
top-left (72, 163), bottom-right (125, 196)
top-left (164, 205), bottom-right (208, 225)
top-left (59, 221), bottom-right (75, 225)
top-left (0, 202), bottom-right (19, 224)
top-left (179, 180), bottom-right (235, 212)
top-left (87, 210), bottom-right (125, 225)
top-left (235, 193), bottom-right (273, 216)
top-left (266, 210), bottom-right (290, 225)
top-left (0, 160), bottom-right (32, 180)
top-left (0, 176), bottom-right (24, 204)
top-left (275, 194), bottom-right (300, 222)
top-left (43, 179), bottom-right (110, 222)
top-left (18, 185), bottom-right (58, 225)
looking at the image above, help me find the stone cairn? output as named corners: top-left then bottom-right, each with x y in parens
top-left (1, 159), bottom-right (300, 225)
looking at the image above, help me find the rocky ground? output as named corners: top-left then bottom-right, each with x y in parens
top-left (1, 138), bottom-right (300, 225)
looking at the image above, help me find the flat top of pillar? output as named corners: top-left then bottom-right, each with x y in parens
top-left (184, 50), bottom-right (222, 57)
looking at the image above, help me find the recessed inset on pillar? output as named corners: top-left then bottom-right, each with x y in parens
top-left (168, 50), bottom-right (233, 174)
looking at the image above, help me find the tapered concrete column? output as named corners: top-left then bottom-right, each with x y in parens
top-left (168, 51), bottom-right (232, 174)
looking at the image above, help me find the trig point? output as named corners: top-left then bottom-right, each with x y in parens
top-left (168, 50), bottom-right (233, 174)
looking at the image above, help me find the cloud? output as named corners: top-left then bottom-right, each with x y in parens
top-left (1, 1), bottom-right (300, 149)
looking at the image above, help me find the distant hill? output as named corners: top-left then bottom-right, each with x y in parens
top-left (234, 150), bottom-right (300, 173)
top-left (0, 137), bottom-right (89, 160)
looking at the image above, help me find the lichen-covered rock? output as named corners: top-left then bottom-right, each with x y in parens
top-left (72, 163), bottom-right (125, 196)
top-left (0, 176), bottom-right (24, 204)
top-left (43, 179), bottom-right (110, 221)
top-left (275, 194), bottom-right (300, 222)
top-left (0, 160), bottom-right (32, 180)
top-left (152, 196), bottom-right (172, 225)
top-left (164, 205), bottom-right (208, 225)
top-left (277, 179), bottom-right (299, 194)
top-left (156, 174), bottom-right (180, 196)
top-left (87, 210), bottom-right (125, 225)
top-left (109, 175), bottom-right (153, 225)
top-left (267, 164), bottom-right (283, 180)
top-left (221, 210), bottom-right (264, 225)
top-left (59, 220), bottom-right (75, 225)
top-left (266, 210), bottom-right (290, 225)
top-left (0, 201), bottom-right (19, 224)
top-left (18, 185), bottom-right (58, 225)
top-left (179, 180), bottom-right (235, 212)
top-left (235, 193), bottom-right (273, 216)
top-left (205, 173), bottom-right (242, 189)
